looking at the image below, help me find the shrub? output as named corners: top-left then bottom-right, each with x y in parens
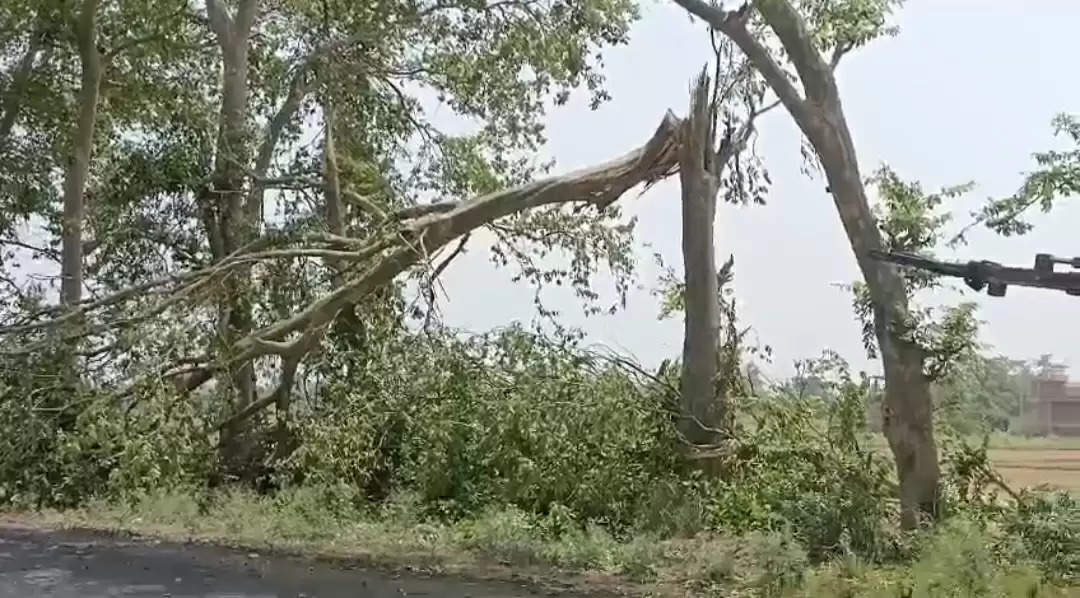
top-left (1000, 490), bottom-right (1080, 584)
top-left (286, 325), bottom-right (685, 529)
top-left (0, 355), bottom-right (213, 508)
top-left (702, 357), bottom-right (899, 563)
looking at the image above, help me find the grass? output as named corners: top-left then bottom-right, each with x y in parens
top-left (9, 486), bottom-right (1079, 598)
top-left (15, 488), bottom-right (739, 597)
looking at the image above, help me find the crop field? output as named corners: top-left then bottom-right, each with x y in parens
top-left (990, 447), bottom-right (1080, 492)
top-left (869, 434), bottom-right (1080, 493)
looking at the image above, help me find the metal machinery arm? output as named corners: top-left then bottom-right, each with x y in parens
top-left (869, 250), bottom-right (1080, 297)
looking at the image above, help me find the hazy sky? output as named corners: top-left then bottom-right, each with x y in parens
top-left (434, 0), bottom-right (1080, 380)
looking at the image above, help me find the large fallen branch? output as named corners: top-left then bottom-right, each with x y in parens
top-left (1, 112), bottom-right (682, 409)
top-left (218, 111), bottom-right (681, 370)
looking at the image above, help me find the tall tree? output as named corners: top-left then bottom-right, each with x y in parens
top-left (0, 0), bottom-right (668, 478)
top-left (673, 0), bottom-right (940, 528)
top-left (59, 0), bottom-right (103, 307)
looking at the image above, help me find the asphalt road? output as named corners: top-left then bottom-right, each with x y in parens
top-left (0, 524), bottom-right (569, 597)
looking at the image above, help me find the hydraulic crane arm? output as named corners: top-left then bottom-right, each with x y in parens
top-left (868, 250), bottom-right (1080, 297)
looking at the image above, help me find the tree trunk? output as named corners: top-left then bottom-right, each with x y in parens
top-left (813, 122), bottom-right (939, 529)
top-left (678, 74), bottom-right (723, 446)
top-left (673, 0), bottom-right (940, 527)
top-left (205, 0), bottom-right (260, 475)
top-left (60, 0), bottom-right (103, 307)
top-left (322, 103), bottom-right (346, 268)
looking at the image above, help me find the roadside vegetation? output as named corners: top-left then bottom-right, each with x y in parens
top-left (7, 329), bottom-right (1080, 596)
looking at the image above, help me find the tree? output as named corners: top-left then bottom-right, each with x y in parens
top-left (675, 48), bottom-right (772, 444)
top-left (0, 0), bottom-right (676, 477)
top-left (59, 0), bottom-right (103, 308)
top-left (672, 0), bottom-right (943, 528)
top-left (937, 353), bottom-right (1034, 436)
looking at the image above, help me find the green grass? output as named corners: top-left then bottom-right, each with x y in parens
top-left (11, 487), bottom-right (1078, 598)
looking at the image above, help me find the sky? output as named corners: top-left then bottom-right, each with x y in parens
top-left (433, 0), bottom-right (1080, 380)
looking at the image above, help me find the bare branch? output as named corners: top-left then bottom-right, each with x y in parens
top-left (0, 238), bottom-right (60, 261)
top-left (216, 326), bottom-right (324, 430)
top-left (422, 233), bottom-right (470, 329)
top-left (829, 41), bottom-right (853, 70)
top-left (754, 0), bottom-right (835, 103)
top-left (432, 233), bottom-right (470, 282)
top-left (0, 235), bottom-right (278, 335)
top-left (246, 67), bottom-right (312, 218)
top-left (343, 190), bottom-right (389, 221)
top-left (714, 98), bottom-right (780, 167)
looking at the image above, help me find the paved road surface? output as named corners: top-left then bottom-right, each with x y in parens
top-left (0, 524), bottom-right (571, 597)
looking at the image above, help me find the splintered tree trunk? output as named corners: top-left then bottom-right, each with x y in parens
top-left (678, 74), bottom-right (723, 446)
top-left (673, 0), bottom-right (940, 527)
top-left (60, 0), bottom-right (103, 308)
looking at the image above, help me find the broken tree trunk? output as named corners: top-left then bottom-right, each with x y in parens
top-left (677, 66), bottom-right (770, 446)
top-left (678, 73), bottom-right (724, 445)
top-left (674, 0), bottom-right (940, 527)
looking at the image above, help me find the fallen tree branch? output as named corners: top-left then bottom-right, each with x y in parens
top-left (2, 112), bottom-right (683, 421)
top-left (225, 111), bottom-right (680, 364)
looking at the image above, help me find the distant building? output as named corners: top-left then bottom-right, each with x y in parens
top-left (1025, 366), bottom-right (1080, 437)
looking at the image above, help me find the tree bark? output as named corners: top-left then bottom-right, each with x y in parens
top-left (322, 103), bottom-right (345, 267)
top-left (204, 0), bottom-right (261, 473)
top-left (673, 0), bottom-right (940, 527)
top-left (60, 0), bottom-right (103, 307)
top-left (678, 73), bottom-right (723, 445)
top-left (676, 68), bottom-right (767, 446)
